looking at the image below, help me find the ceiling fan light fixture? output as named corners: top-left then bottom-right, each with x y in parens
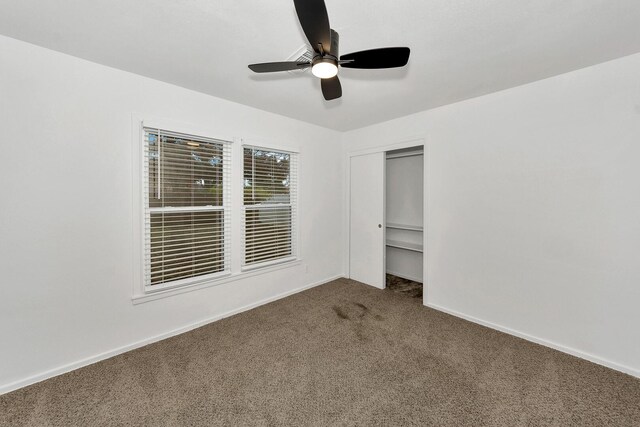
top-left (311, 59), bottom-right (338, 79)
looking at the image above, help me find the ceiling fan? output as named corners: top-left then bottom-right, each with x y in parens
top-left (248, 0), bottom-right (410, 101)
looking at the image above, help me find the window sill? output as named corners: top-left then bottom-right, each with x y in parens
top-left (241, 256), bottom-right (298, 272)
top-left (132, 259), bottom-right (302, 305)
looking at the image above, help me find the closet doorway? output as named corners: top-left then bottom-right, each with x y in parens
top-left (348, 142), bottom-right (425, 300)
top-left (385, 146), bottom-right (424, 298)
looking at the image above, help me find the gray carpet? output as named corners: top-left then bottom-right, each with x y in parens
top-left (1, 279), bottom-right (639, 426)
top-left (386, 274), bottom-right (423, 299)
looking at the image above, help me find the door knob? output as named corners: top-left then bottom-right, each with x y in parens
top-left (378, 224), bottom-right (382, 228)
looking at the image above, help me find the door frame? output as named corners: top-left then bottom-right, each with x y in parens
top-left (345, 136), bottom-right (428, 303)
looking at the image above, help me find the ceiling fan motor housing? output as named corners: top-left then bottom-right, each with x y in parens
top-left (312, 29), bottom-right (339, 74)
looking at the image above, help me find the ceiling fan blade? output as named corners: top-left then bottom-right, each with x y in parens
top-left (340, 47), bottom-right (410, 69)
top-left (293, 0), bottom-right (331, 54)
top-left (321, 76), bottom-right (342, 100)
top-left (248, 61), bottom-right (311, 73)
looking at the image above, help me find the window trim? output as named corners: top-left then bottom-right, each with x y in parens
top-left (241, 255), bottom-right (299, 273)
top-left (132, 258), bottom-right (303, 305)
top-left (142, 126), bottom-right (232, 292)
top-left (131, 117), bottom-right (303, 303)
top-left (132, 115), bottom-right (236, 298)
top-left (241, 143), bottom-right (300, 271)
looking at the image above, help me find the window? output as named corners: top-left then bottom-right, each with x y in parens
top-left (143, 128), bottom-right (231, 290)
top-left (243, 146), bottom-right (298, 268)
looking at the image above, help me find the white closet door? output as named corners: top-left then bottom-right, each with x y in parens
top-left (349, 152), bottom-right (385, 289)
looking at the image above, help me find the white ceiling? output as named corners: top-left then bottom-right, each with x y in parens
top-left (2, 0), bottom-right (640, 131)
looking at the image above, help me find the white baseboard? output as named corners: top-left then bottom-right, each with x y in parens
top-left (0, 275), bottom-right (344, 396)
top-left (425, 302), bottom-right (640, 379)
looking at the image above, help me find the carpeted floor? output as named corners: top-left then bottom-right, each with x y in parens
top-left (386, 274), bottom-right (423, 299)
top-left (1, 279), bottom-right (639, 426)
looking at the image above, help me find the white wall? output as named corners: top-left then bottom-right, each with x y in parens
top-left (386, 154), bottom-right (424, 227)
top-left (0, 35), bottom-right (344, 393)
top-left (344, 53), bottom-right (640, 377)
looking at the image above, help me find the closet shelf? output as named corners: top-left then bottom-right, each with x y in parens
top-left (386, 239), bottom-right (423, 253)
top-left (386, 223), bottom-right (423, 232)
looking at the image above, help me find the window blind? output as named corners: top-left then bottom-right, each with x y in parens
top-left (143, 127), bottom-right (231, 288)
top-left (242, 146), bottom-right (298, 267)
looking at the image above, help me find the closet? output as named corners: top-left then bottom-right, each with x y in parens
top-left (348, 144), bottom-right (424, 294)
top-left (385, 147), bottom-right (424, 286)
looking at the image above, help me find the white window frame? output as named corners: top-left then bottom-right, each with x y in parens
top-left (132, 116), bottom-right (233, 297)
top-left (241, 142), bottom-right (299, 271)
top-left (131, 118), bottom-right (303, 304)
